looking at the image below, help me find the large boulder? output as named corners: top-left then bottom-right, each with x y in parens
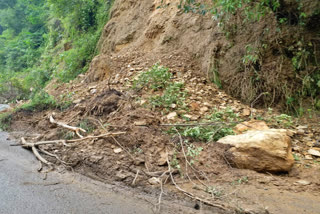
top-left (218, 129), bottom-right (294, 172)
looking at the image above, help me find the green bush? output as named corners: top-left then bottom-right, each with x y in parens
top-left (21, 90), bottom-right (57, 111)
top-left (133, 64), bottom-right (172, 90)
top-left (150, 82), bottom-right (188, 109)
top-left (176, 107), bottom-right (240, 142)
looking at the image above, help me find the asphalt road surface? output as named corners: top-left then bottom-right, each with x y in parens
top-left (0, 131), bottom-right (156, 214)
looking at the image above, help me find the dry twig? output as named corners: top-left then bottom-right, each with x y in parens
top-left (166, 152), bottom-right (229, 211)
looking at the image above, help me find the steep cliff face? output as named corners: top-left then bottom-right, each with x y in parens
top-left (87, 0), bottom-right (319, 108)
top-left (86, 0), bottom-right (222, 82)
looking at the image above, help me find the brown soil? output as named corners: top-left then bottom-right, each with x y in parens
top-left (7, 0), bottom-right (320, 213)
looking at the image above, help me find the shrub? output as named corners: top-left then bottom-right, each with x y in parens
top-left (133, 64), bottom-right (172, 90)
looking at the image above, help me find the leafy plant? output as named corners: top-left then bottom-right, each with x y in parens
top-left (78, 119), bottom-right (96, 133)
top-left (0, 113), bottom-right (12, 131)
top-left (150, 82), bottom-right (188, 109)
top-left (20, 90), bottom-right (57, 111)
top-left (176, 107), bottom-right (240, 142)
top-left (186, 143), bottom-right (203, 165)
top-left (232, 176), bottom-right (249, 185)
top-left (133, 64), bottom-right (172, 90)
top-left (206, 186), bottom-right (223, 197)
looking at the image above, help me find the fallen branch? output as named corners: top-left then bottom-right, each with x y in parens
top-left (166, 152), bottom-right (229, 211)
top-left (67, 132), bottom-right (126, 143)
top-left (160, 121), bottom-right (242, 127)
top-left (49, 114), bottom-right (86, 138)
top-left (21, 138), bottom-right (53, 167)
top-left (38, 147), bottom-right (71, 165)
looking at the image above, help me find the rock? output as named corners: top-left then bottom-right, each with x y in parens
top-left (140, 100), bottom-right (147, 105)
top-left (90, 89), bottom-right (97, 94)
top-left (242, 108), bottom-right (251, 116)
top-left (170, 104), bottom-right (177, 109)
top-left (234, 120), bottom-right (269, 134)
top-left (167, 112), bottom-right (177, 120)
top-left (89, 155), bottom-right (103, 163)
top-left (114, 148), bottom-right (123, 154)
top-left (297, 125), bottom-right (308, 130)
top-left (292, 146), bottom-right (301, 151)
top-left (304, 155), bottom-right (313, 160)
top-left (190, 102), bottom-right (200, 111)
top-left (218, 129), bottom-right (294, 172)
top-left (157, 151), bottom-right (168, 166)
top-left (200, 106), bottom-right (209, 113)
top-left (73, 99), bottom-right (82, 104)
top-left (115, 171), bottom-right (130, 181)
top-left (134, 120), bottom-right (147, 126)
top-left (295, 180), bottom-right (311, 186)
top-left (308, 149), bottom-right (320, 157)
top-left (0, 104), bottom-right (10, 112)
top-left (148, 177), bottom-right (161, 185)
top-left (183, 114), bottom-right (193, 120)
top-left (296, 129), bottom-right (305, 135)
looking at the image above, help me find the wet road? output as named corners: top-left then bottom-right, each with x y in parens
top-left (0, 132), bottom-right (155, 214)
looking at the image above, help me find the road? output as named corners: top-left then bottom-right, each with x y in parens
top-left (0, 131), bottom-right (157, 214)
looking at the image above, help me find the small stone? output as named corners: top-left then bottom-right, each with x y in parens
top-left (242, 109), bottom-right (251, 116)
top-left (148, 177), bottom-right (161, 185)
top-left (183, 114), bottom-right (193, 119)
top-left (89, 155), bottom-right (103, 163)
top-left (200, 106), bottom-right (209, 113)
top-left (295, 180), bottom-right (311, 186)
top-left (157, 151), bottom-right (168, 166)
top-left (116, 171), bottom-right (130, 181)
top-left (73, 99), bottom-right (82, 104)
top-left (190, 102), bottom-right (200, 111)
top-left (167, 112), bottom-right (177, 120)
top-left (134, 120), bottom-right (147, 126)
top-left (297, 125), bottom-right (308, 130)
top-left (308, 149), bottom-right (320, 157)
top-left (307, 142), bottom-right (314, 147)
top-left (114, 148), bottom-right (123, 154)
top-left (90, 89), bottom-right (97, 94)
top-left (203, 102), bottom-right (212, 107)
top-left (140, 100), bottom-right (147, 105)
top-left (292, 146), bottom-right (301, 152)
top-left (171, 104), bottom-right (177, 109)
top-left (304, 155), bottom-right (313, 160)
top-left (191, 115), bottom-right (200, 121)
top-left (296, 129), bottom-right (305, 135)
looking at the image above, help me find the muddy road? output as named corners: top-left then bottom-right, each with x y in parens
top-left (0, 131), bottom-right (206, 214)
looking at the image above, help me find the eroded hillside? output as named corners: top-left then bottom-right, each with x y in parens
top-left (3, 0), bottom-right (320, 213)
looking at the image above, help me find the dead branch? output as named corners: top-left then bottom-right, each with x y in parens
top-left (173, 128), bottom-right (210, 189)
top-left (49, 114), bottom-right (86, 138)
top-left (67, 132), bottom-right (126, 143)
top-left (166, 153), bottom-right (229, 211)
top-left (21, 138), bottom-right (53, 167)
top-left (132, 170), bottom-right (140, 186)
top-left (160, 121), bottom-right (241, 127)
top-left (38, 147), bottom-right (71, 165)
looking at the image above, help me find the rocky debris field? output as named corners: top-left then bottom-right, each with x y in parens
top-left (6, 52), bottom-right (320, 213)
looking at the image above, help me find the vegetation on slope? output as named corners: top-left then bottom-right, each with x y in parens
top-left (0, 0), bottom-right (113, 108)
top-left (177, 0), bottom-right (320, 114)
